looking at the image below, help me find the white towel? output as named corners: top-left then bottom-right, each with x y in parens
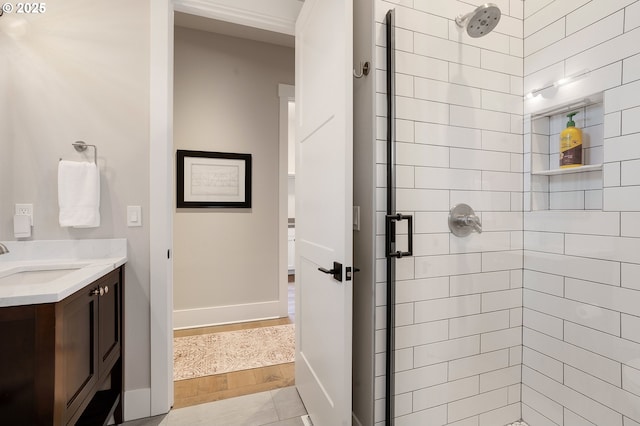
top-left (58, 160), bottom-right (101, 228)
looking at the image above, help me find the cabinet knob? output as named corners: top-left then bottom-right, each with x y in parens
top-left (104, 285), bottom-right (109, 294)
top-left (92, 287), bottom-right (105, 297)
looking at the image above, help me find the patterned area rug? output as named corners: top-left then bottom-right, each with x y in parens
top-left (173, 324), bottom-right (295, 381)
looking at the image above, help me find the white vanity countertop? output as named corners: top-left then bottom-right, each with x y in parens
top-left (0, 239), bottom-right (127, 307)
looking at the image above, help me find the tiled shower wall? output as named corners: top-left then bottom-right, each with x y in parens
top-left (522, 1), bottom-right (640, 425)
top-left (373, 0), bottom-right (640, 425)
top-left (373, 1), bottom-right (525, 424)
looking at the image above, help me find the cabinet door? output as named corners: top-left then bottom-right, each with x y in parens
top-left (60, 288), bottom-right (99, 424)
top-left (0, 304), bottom-right (57, 425)
top-left (0, 306), bottom-right (37, 424)
top-left (98, 269), bottom-right (121, 376)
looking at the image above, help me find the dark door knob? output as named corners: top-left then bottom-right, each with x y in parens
top-left (318, 261), bottom-right (343, 282)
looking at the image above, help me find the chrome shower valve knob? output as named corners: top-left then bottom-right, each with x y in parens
top-left (448, 204), bottom-right (483, 237)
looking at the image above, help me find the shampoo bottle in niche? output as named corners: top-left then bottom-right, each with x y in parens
top-left (560, 112), bottom-right (583, 168)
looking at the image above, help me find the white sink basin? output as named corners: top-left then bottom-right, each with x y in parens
top-left (0, 269), bottom-right (81, 286)
top-left (0, 239), bottom-right (127, 306)
top-left (0, 263), bottom-right (90, 286)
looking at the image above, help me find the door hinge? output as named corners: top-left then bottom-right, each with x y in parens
top-left (353, 206), bottom-right (360, 231)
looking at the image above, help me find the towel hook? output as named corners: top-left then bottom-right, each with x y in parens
top-left (353, 61), bottom-right (370, 78)
top-left (72, 141), bottom-right (97, 165)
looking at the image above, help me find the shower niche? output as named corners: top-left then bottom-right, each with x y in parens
top-left (525, 94), bottom-right (605, 211)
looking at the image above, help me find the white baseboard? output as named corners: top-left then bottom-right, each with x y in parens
top-left (124, 387), bottom-right (152, 421)
top-left (173, 300), bottom-right (286, 329)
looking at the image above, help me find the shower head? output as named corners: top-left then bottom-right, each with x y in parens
top-left (455, 3), bottom-right (501, 38)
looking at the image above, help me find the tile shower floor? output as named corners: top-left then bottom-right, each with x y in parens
top-left (120, 386), bottom-right (307, 426)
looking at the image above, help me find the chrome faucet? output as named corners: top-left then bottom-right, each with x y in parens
top-left (0, 243), bottom-right (9, 255)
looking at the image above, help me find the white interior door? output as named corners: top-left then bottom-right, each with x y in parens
top-left (294, 0), bottom-right (353, 425)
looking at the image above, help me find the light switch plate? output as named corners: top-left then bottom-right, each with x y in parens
top-left (127, 206), bottom-right (142, 227)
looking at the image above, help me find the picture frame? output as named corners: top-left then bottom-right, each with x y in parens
top-left (177, 150), bottom-right (252, 208)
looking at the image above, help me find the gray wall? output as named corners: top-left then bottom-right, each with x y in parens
top-left (0, 0), bottom-right (151, 399)
top-left (352, 0), bottom-right (376, 424)
top-left (173, 27), bottom-right (294, 327)
top-left (0, 79), bottom-right (11, 232)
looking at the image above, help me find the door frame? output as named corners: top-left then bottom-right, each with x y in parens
top-left (149, 0), bottom-right (174, 416)
top-left (149, 1), bottom-right (299, 416)
top-left (279, 84), bottom-right (295, 316)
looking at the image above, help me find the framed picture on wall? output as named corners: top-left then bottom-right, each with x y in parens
top-left (177, 150), bottom-right (252, 208)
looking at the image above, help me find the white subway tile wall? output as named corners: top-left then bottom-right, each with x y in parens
top-left (374, 0), bottom-right (640, 425)
top-left (375, 1), bottom-right (524, 424)
top-left (521, 1), bottom-right (640, 426)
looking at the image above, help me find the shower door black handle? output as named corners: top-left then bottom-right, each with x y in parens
top-left (318, 261), bottom-right (343, 282)
top-left (385, 213), bottom-right (413, 258)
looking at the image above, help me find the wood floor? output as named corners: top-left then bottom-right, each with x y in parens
top-left (173, 281), bottom-right (296, 409)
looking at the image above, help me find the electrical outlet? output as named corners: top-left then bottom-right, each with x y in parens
top-left (15, 204), bottom-right (33, 226)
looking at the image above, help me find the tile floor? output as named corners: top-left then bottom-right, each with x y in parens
top-left (120, 386), bottom-right (307, 426)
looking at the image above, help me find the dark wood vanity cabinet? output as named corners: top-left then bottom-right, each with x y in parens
top-left (62, 267), bottom-right (123, 425)
top-left (0, 266), bottom-right (124, 425)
